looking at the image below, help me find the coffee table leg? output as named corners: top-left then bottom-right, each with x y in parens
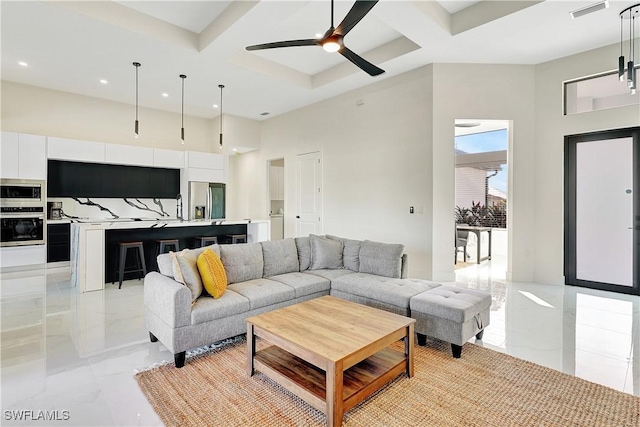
top-left (326, 361), bottom-right (344, 427)
top-left (247, 324), bottom-right (255, 376)
top-left (405, 323), bottom-right (414, 378)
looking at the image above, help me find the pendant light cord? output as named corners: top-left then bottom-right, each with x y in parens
top-left (135, 66), bottom-right (139, 121)
top-left (331, 0), bottom-right (334, 28)
top-left (621, 14), bottom-right (624, 56)
top-left (219, 86), bottom-right (223, 135)
top-left (181, 77), bottom-right (185, 128)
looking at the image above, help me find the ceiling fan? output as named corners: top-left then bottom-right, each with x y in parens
top-left (245, 0), bottom-right (384, 77)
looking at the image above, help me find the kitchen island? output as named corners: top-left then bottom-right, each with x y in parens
top-left (71, 219), bottom-right (270, 292)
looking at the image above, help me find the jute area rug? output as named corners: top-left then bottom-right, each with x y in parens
top-left (135, 337), bottom-right (640, 427)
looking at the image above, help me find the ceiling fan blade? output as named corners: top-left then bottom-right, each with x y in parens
top-left (335, 0), bottom-right (378, 36)
top-left (246, 39), bottom-right (318, 51)
top-left (339, 47), bottom-right (384, 76)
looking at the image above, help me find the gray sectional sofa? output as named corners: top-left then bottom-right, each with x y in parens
top-left (144, 234), bottom-right (491, 367)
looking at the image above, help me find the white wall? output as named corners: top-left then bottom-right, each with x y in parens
top-left (431, 63), bottom-right (536, 282)
top-left (534, 44), bottom-right (640, 285)
top-left (1, 81), bottom-right (216, 152)
top-left (229, 62), bottom-right (538, 282)
top-left (229, 67), bottom-right (435, 279)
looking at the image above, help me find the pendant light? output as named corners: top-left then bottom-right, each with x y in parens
top-left (180, 74), bottom-right (186, 144)
top-left (619, 4), bottom-right (639, 94)
top-left (218, 84), bottom-right (225, 149)
top-left (133, 62), bottom-right (141, 138)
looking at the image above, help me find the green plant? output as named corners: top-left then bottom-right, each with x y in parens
top-left (455, 201), bottom-right (507, 228)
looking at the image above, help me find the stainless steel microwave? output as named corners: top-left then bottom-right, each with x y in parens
top-left (0, 179), bottom-right (45, 206)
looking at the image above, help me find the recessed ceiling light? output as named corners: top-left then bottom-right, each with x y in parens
top-left (18, 61), bottom-right (28, 67)
top-left (99, 79), bottom-right (108, 84)
top-left (213, 104), bottom-right (219, 108)
top-left (232, 148), bottom-right (237, 152)
top-left (162, 93), bottom-right (169, 97)
top-left (315, 33), bottom-right (323, 38)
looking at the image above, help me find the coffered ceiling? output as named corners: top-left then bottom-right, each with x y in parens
top-left (1, 1), bottom-right (636, 120)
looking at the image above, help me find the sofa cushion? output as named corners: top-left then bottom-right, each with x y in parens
top-left (220, 243), bottom-right (264, 285)
top-left (359, 240), bottom-right (404, 278)
top-left (157, 244), bottom-right (220, 277)
top-left (197, 248), bottom-right (227, 299)
top-left (410, 286), bottom-right (492, 323)
top-left (306, 269), bottom-right (356, 281)
top-left (173, 249), bottom-right (203, 302)
top-left (309, 234), bottom-right (343, 270)
top-left (190, 290), bottom-right (250, 325)
top-left (227, 278), bottom-right (295, 310)
top-left (332, 273), bottom-right (441, 310)
top-left (261, 238), bottom-right (299, 277)
top-left (326, 235), bottom-right (362, 272)
top-left (268, 272), bottom-right (331, 298)
top-left (295, 236), bottom-right (311, 271)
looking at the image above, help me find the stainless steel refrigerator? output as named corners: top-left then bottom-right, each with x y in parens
top-left (188, 182), bottom-right (225, 220)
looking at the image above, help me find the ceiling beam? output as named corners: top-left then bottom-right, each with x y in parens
top-left (452, 1), bottom-right (544, 35)
top-left (198, 1), bottom-right (260, 52)
top-left (46, 0), bottom-right (199, 51)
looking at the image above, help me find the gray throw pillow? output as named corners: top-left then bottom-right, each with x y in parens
top-left (261, 238), bottom-right (300, 277)
top-left (295, 236), bottom-right (311, 271)
top-left (220, 243), bottom-right (264, 284)
top-left (359, 240), bottom-right (404, 278)
top-left (172, 249), bottom-right (203, 302)
top-left (157, 253), bottom-right (174, 277)
top-left (326, 235), bottom-right (362, 272)
top-left (309, 234), bottom-right (343, 270)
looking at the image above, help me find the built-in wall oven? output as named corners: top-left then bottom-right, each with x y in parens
top-left (0, 179), bottom-right (46, 247)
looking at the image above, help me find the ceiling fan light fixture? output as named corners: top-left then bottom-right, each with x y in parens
top-left (322, 37), bottom-right (341, 53)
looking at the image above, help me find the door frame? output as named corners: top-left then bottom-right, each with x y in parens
top-left (564, 127), bottom-right (640, 295)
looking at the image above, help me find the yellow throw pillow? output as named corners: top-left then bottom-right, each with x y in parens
top-left (197, 248), bottom-right (227, 299)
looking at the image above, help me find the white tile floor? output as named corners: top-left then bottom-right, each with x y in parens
top-left (1, 258), bottom-right (638, 426)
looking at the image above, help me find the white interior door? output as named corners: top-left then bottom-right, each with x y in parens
top-left (296, 152), bottom-right (322, 237)
top-left (576, 137), bottom-right (634, 287)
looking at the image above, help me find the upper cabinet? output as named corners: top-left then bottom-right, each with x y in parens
top-left (185, 151), bottom-right (225, 183)
top-left (105, 144), bottom-right (153, 167)
top-left (186, 151), bottom-right (223, 170)
top-left (48, 137), bottom-right (105, 163)
top-left (153, 148), bottom-right (185, 169)
top-left (48, 160), bottom-right (180, 198)
top-left (1, 132), bottom-right (46, 180)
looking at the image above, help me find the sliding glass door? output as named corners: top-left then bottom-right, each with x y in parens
top-left (565, 128), bottom-right (639, 295)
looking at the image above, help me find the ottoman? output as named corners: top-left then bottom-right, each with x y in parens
top-left (409, 286), bottom-right (491, 358)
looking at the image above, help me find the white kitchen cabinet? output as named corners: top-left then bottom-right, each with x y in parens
top-left (248, 221), bottom-right (270, 243)
top-left (0, 132), bottom-right (46, 180)
top-left (187, 167), bottom-right (224, 183)
top-left (18, 134), bottom-right (47, 180)
top-left (105, 143), bottom-right (153, 166)
top-left (186, 151), bottom-right (223, 170)
top-left (48, 137), bottom-right (105, 163)
top-left (269, 165), bottom-right (284, 200)
top-left (1, 132), bottom-right (19, 179)
top-left (154, 148), bottom-right (185, 169)
top-left (0, 246), bottom-right (47, 268)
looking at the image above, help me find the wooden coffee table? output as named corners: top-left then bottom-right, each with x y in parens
top-left (246, 295), bottom-right (415, 427)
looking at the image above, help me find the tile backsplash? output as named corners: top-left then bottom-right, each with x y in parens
top-left (49, 197), bottom-right (178, 219)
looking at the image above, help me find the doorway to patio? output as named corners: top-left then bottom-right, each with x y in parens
top-left (454, 120), bottom-right (510, 280)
